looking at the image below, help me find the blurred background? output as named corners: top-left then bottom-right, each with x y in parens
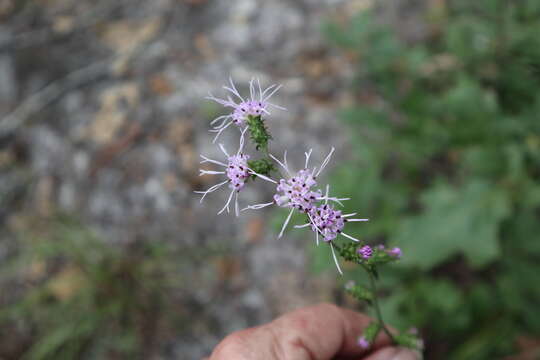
top-left (1, 0), bottom-right (539, 359)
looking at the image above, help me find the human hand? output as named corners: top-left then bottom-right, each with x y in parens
top-left (209, 303), bottom-right (420, 360)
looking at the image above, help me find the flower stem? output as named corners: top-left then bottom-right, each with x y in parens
top-left (366, 267), bottom-right (395, 342)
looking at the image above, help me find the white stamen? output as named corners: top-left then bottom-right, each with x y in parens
top-left (210, 121), bottom-right (233, 143)
top-left (235, 191), bottom-right (239, 217)
top-left (223, 77), bottom-right (244, 102)
top-left (346, 218), bottom-right (370, 222)
top-left (206, 93), bottom-right (235, 107)
top-left (278, 208), bottom-right (295, 239)
top-left (269, 153), bottom-right (290, 175)
top-left (316, 147), bottom-right (335, 177)
top-left (199, 170), bottom-right (225, 176)
top-left (218, 143), bottom-right (230, 157)
top-left (260, 84), bottom-right (277, 100)
top-left (317, 196), bottom-right (350, 207)
top-left (247, 169), bottom-right (277, 184)
top-left (263, 84), bottom-right (282, 102)
top-left (324, 184), bottom-right (330, 205)
top-left (200, 155), bottom-right (227, 167)
top-left (242, 202), bottom-right (274, 211)
top-left (211, 115), bottom-right (231, 128)
top-left (238, 127), bottom-right (248, 155)
top-left (267, 102), bottom-right (287, 111)
top-left (257, 78), bottom-right (263, 102)
top-left (343, 213), bottom-right (357, 218)
top-left (249, 78), bottom-right (255, 101)
top-left (218, 189), bottom-right (235, 215)
top-left (341, 232), bottom-right (360, 242)
top-left (330, 243), bottom-right (343, 275)
top-left (294, 223), bottom-right (311, 228)
top-left (194, 180), bottom-right (229, 202)
top-left (307, 211), bottom-right (323, 242)
top-left (283, 150), bottom-right (289, 172)
top-left (305, 149), bottom-right (313, 169)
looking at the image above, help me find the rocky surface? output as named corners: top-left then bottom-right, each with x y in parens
top-left (0, 0), bottom-right (419, 358)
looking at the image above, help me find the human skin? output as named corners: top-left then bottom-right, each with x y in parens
top-left (209, 303), bottom-right (419, 360)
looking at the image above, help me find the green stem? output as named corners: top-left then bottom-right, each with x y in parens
top-left (366, 267), bottom-right (395, 342)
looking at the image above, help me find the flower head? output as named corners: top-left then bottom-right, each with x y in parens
top-left (206, 77), bottom-right (285, 142)
top-left (389, 247), bottom-right (402, 258)
top-left (358, 336), bottom-right (370, 349)
top-left (308, 204), bottom-right (345, 242)
top-left (195, 129), bottom-right (275, 216)
top-left (295, 192), bottom-right (369, 275)
top-left (273, 168), bottom-right (321, 212)
top-left (358, 245), bottom-right (373, 259)
top-left (226, 154), bottom-right (250, 191)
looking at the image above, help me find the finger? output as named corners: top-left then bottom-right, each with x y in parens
top-left (363, 346), bottom-right (420, 360)
top-left (210, 303), bottom-right (393, 360)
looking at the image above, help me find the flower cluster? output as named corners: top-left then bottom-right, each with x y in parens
top-left (196, 78), bottom-right (420, 353)
top-left (197, 78), bottom-right (379, 274)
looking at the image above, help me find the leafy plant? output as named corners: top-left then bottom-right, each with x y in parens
top-left (323, 0), bottom-right (540, 358)
top-left (0, 214), bottom-right (185, 360)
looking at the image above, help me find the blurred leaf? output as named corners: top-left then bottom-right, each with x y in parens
top-left (393, 181), bottom-right (510, 269)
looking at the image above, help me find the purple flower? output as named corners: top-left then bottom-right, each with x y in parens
top-left (273, 148), bottom-right (352, 234)
top-left (308, 204), bottom-right (346, 242)
top-left (296, 200), bottom-right (368, 275)
top-left (244, 148), bottom-right (347, 238)
top-left (195, 130), bottom-right (275, 216)
top-left (358, 336), bottom-right (370, 349)
top-left (273, 168), bottom-right (321, 212)
top-left (206, 77), bottom-right (285, 143)
top-left (226, 153), bottom-right (251, 191)
top-left (358, 245), bottom-right (373, 259)
top-left (389, 247), bottom-right (402, 258)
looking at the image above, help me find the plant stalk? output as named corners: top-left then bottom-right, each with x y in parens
top-left (366, 267), bottom-right (395, 342)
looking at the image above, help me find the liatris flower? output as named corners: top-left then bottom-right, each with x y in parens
top-left (293, 189), bottom-right (368, 274)
top-left (307, 204), bottom-right (346, 242)
top-left (358, 245), bottom-right (373, 259)
top-left (206, 77), bottom-right (285, 143)
top-left (358, 336), bottom-right (370, 349)
top-left (270, 148), bottom-right (351, 237)
top-left (195, 129), bottom-right (275, 216)
top-left (389, 247), bottom-right (402, 258)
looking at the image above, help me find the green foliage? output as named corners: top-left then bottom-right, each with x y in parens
top-left (0, 215), bottom-right (187, 360)
top-left (345, 282), bottom-right (374, 304)
top-left (395, 180), bottom-right (510, 269)
top-left (324, 0), bottom-right (540, 358)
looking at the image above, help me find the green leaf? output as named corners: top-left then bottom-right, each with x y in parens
top-left (392, 180), bottom-right (510, 269)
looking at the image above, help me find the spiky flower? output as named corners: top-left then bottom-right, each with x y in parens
top-left (195, 130), bottom-right (275, 216)
top-left (286, 186), bottom-right (369, 274)
top-left (226, 154), bottom-right (250, 191)
top-left (308, 204), bottom-right (346, 242)
top-left (206, 77), bottom-right (285, 143)
top-left (273, 168), bottom-right (321, 212)
top-left (358, 245), bottom-right (373, 259)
